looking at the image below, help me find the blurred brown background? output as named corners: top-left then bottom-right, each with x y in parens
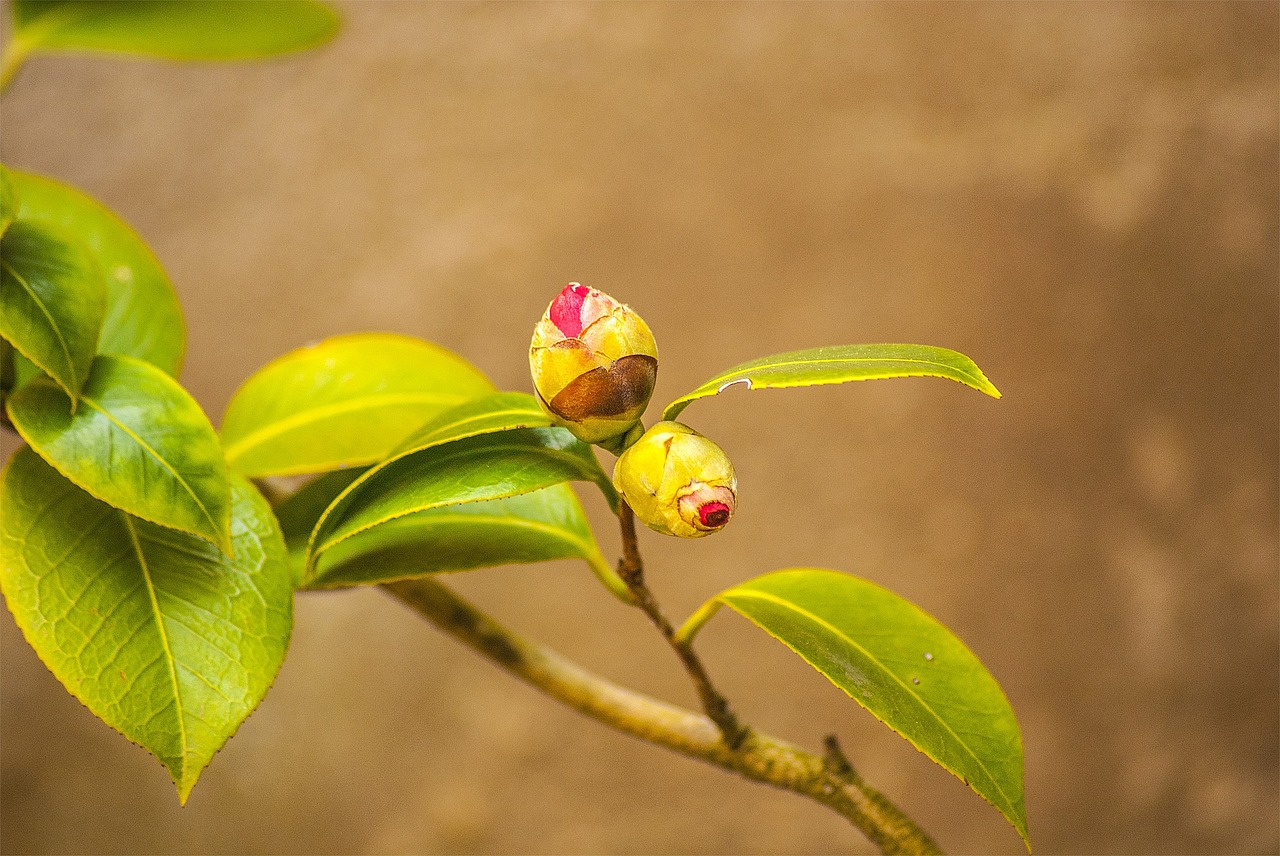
top-left (1, 2), bottom-right (1276, 853)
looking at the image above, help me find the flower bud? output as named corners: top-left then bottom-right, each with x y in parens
top-left (530, 283), bottom-right (658, 445)
top-left (613, 421), bottom-right (737, 538)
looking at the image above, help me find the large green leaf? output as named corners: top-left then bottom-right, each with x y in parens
top-left (0, 164), bottom-right (16, 238)
top-left (0, 219), bottom-right (105, 403)
top-left (10, 0), bottom-right (339, 62)
top-left (221, 333), bottom-right (495, 478)
top-left (305, 394), bottom-right (618, 575)
top-left (9, 170), bottom-right (184, 376)
top-left (678, 569), bottom-right (1028, 849)
top-left (663, 344), bottom-right (1001, 420)
top-left (0, 447), bottom-right (293, 804)
top-left (303, 485), bottom-right (612, 590)
top-left (6, 354), bottom-right (232, 554)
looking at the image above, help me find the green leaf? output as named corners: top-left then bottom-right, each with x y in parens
top-left (0, 219), bottom-right (105, 402)
top-left (304, 484), bottom-right (612, 590)
top-left (663, 344), bottom-right (1002, 421)
top-left (305, 429), bottom-right (616, 575)
top-left (0, 164), bottom-right (17, 238)
top-left (0, 447), bottom-right (293, 804)
top-left (1, 338), bottom-right (14, 396)
top-left (221, 333), bottom-right (495, 478)
top-left (11, 0), bottom-right (339, 62)
top-left (6, 354), bottom-right (233, 554)
top-left (9, 170), bottom-right (184, 376)
top-left (305, 393), bottom-right (618, 577)
top-left (276, 468), bottom-right (369, 552)
top-left (678, 568), bottom-right (1028, 850)
top-left (387, 390), bottom-right (553, 454)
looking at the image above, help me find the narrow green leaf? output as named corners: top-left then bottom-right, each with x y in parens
top-left (663, 344), bottom-right (1001, 421)
top-left (0, 219), bottom-right (105, 402)
top-left (305, 396), bottom-right (618, 577)
top-left (9, 170), bottom-right (184, 376)
top-left (0, 447), bottom-right (293, 804)
top-left (12, 0), bottom-right (339, 61)
top-left (6, 354), bottom-right (233, 554)
top-left (388, 390), bottom-right (554, 454)
top-left (221, 333), bottom-right (495, 478)
top-left (0, 165), bottom-right (17, 238)
top-left (304, 484), bottom-right (612, 590)
top-left (679, 568), bottom-right (1028, 850)
top-left (304, 393), bottom-right (605, 566)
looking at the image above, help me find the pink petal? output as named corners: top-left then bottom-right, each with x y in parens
top-left (549, 282), bottom-right (591, 338)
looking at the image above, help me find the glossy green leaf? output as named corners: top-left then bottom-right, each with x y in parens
top-left (679, 569), bottom-right (1028, 849)
top-left (388, 390), bottom-right (553, 454)
top-left (10, 170), bottom-right (184, 376)
top-left (276, 468), bottom-right (369, 554)
top-left (0, 219), bottom-right (105, 403)
top-left (663, 344), bottom-right (1001, 421)
top-left (11, 0), bottom-right (339, 62)
top-left (303, 485), bottom-right (612, 590)
top-left (221, 333), bottom-right (495, 478)
top-left (305, 394), bottom-right (618, 575)
top-left (6, 354), bottom-right (232, 554)
top-left (304, 392), bottom-right (595, 565)
top-left (0, 164), bottom-right (16, 238)
top-left (0, 447), bottom-right (293, 804)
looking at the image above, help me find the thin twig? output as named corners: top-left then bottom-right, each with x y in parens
top-left (615, 501), bottom-right (746, 747)
top-left (383, 577), bottom-right (942, 855)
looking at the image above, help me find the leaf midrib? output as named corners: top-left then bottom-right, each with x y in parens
top-left (121, 512), bottom-right (188, 779)
top-left (723, 587), bottom-right (1018, 817)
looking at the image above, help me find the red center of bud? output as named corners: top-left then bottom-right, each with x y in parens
top-left (549, 282), bottom-right (591, 338)
top-left (698, 501), bottom-right (731, 529)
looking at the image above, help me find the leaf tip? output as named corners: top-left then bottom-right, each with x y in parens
top-left (175, 771), bottom-right (199, 806)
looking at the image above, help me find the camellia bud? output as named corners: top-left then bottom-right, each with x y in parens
top-left (529, 283), bottom-right (658, 445)
top-left (613, 421), bottom-right (737, 538)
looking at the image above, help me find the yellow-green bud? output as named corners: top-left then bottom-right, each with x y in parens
top-left (613, 421), bottom-right (737, 538)
top-left (530, 283), bottom-right (658, 445)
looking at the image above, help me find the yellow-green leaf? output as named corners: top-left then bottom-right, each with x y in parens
top-left (10, 0), bottom-right (339, 62)
top-left (0, 447), bottom-right (292, 804)
top-left (6, 354), bottom-right (233, 554)
top-left (9, 169), bottom-right (184, 376)
top-left (663, 344), bottom-right (1001, 421)
top-left (0, 164), bottom-right (17, 238)
top-left (221, 333), bottom-right (495, 478)
top-left (303, 485), bottom-right (612, 590)
top-left (0, 218), bottom-right (105, 402)
top-left (678, 568), bottom-right (1029, 850)
top-left (304, 393), bottom-right (618, 580)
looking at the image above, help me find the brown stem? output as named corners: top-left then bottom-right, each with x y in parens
top-left (383, 577), bottom-right (942, 855)
top-left (616, 501), bottom-right (746, 748)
